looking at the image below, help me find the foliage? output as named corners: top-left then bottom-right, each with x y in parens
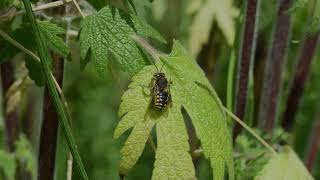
top-left (255, 146), bottom-right (314, 180)
top-left (0, 150), bottom-right (16, 180)
top-left (187, 0), bottom-right (238, 57)
top-left (114, 41), bottom-right (234, 180)
top-left (15, 136), bottom-right (36, 178)
top-left (79, 6), bottom-right (166, 76)
top-left (22, 0), bottom-right (88, 179)
top-left (288, 0), bottom-right (320, 35)
top-left (234, 129), bottom-right (289, 180)
top-left (0, 20), bottom-right (69, 86)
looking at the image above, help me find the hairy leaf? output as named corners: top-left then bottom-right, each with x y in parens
top-left (255, 146), bottom-right (314, 180)
top-left (114, 41), bottom-right (234, 180)
top-left (0, 150), bottom-right (16, 180)
top-left (38, 21), bottom-right (70, 58)
top-left (188, 0), bottom-right (238, 57)
top-left (79, 6), bottom-right (166, 76)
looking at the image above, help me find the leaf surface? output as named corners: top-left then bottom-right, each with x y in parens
top-left (255, 146), bottom-right (314, 180)
top-left (79, 6), bottom-right (165, 76)
top-left (114, 41), bottom-right (234, 180)
top-left (0, 150), bottom-right (16, 180)
top-left (38, 21), bottom-right (70, 58)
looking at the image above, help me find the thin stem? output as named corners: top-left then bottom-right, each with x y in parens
top-left (226, 0), bottom-right (246, 122)
top-left (22, 0), bottom-right (88, 179)
top-left (1, 60), bottom-right (19, 152)
top-left (305, 115), bottom-right (320, 171)
top-left (281, 33), bottom-right (319, 131)
top-left (0, 30), bottom-right (73, 118)
top-left (71, 0), bottom-right (85, 17)
top-left (0, 0), bottom-right (72, 20)
top-left (223, 107), bottom-right (277, 155)
top-left (233, 0), bottom-right (260, 140)
top-left (258, 0), bottom-right (293, 132)
top-left (0, 30), bottom-right (40, 62)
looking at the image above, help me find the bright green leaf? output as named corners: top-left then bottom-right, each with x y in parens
top-left (0, 150), bottom-right (16, 180)
top-left (188, 0), bottom-right (238, 57)
top-left (255, 146), bottom-right (314, 180)
top-left (79, 6), bottom-right (166, 76)
top-left (38, 21), bottom-right (70, 58)
top-left (308, 0), bottom-right (320, 35)
top-left (114, 41), bottom-right (234, 180)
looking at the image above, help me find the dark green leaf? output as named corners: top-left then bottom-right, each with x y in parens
top-left (79, 6), bottom-right (166, 76)
top-left (38, 21), bottom-right (70, 58)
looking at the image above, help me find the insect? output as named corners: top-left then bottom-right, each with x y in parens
top-left (150, 64), bottom-right (172, 111)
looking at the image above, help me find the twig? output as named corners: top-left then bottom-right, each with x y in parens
top-left (71, 0), bottom-right (85, 17)
top-left (223, 107), bottom-right (277, 155)
top-left (0, 0), bottom-right (72, 20)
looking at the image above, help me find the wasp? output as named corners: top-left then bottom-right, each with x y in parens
top-left (150, 64), bottom-right (172, 111)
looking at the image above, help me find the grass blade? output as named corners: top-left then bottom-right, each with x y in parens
top-left (21, 0), bottom-right (89, 179)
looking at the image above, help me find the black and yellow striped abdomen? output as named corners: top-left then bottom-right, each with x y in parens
top-left (153, 91), bottom-right (171, 111)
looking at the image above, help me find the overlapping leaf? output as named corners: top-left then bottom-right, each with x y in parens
top-left (255, 146), bottom-right (314, 180)
top-left (114, 41), bottom-right (234, 180)
top-left (0, 21), bottom-right (68, 86)
top-left (38, 21), bottom-right (69, 58)
top-left (187, 0), bottom-right (238, 57)
top-left (79, 6), bottom-right (166, 76)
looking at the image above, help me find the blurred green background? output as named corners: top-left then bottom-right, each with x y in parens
top-left (1, 0), bottom-right (320, 179)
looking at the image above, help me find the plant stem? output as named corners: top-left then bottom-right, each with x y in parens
top-left (281, 33), bottom-right (319, 131)
top-left (22, 0), bottom-right (88, 179)
top-left (38, 4), bottom-right (67, 180)
top-left (233, 0), bottom-right (260, 140)
top-left (0, 60), bottom-right (18, 152)
top-left (227, 0), bottom-right (246, 122)
top-left (223, 107), bottom-right (277, 155)
top-left (305, 115), bottom-right (320, 171)
top-left (0, 0), bottom-right (72, 20)
top-left (71, 0), bottom-right (85, 17)
top-left (38, 44), bottom-right (65, 180)
top-left (258, 0), bottom-right (293, 133)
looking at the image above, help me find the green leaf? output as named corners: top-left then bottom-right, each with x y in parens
top-left (0, 150), bottom-right (16, 180)
top-left (79, 6), bottom-right (166, 76)
top-left (25, 56), bottom-right (46, 86)
top-left (255, 146), bottom-right (314, 180)
top-left (114, 41), bottom-right (234, 180)
top-left (15, 136), bottom-right (36, 178)
top-left (0, 21), bottom-right (67, 86)
top-left (38, 21), bottom-right (70, 58)
top-left (286, 0), bottom-right (309, 13)
top-left (188, 0), bottom-right (238, 57)
top-left (308, 0), bottom-right (320, 35)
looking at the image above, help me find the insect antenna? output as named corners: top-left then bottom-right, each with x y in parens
top-left (159, 62), bottom-right (165, 72)
top-left (150, 59), bottom-right (159, 73)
